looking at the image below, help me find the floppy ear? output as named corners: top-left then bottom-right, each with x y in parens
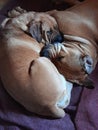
top-left (80, 55), bottom-right (94, 74)
top-left (29, 21), bottom-right (42, 43)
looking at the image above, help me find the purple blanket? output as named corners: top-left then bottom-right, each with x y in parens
top-left (0, 0), bottom-right (98, 129)
top-left (75, 63), bottom-right (98, 130)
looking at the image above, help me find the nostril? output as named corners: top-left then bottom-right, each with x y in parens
top-left (86, 59), bottom-right (92, 65)
top-left (84, 56), bottom-right (93, 66)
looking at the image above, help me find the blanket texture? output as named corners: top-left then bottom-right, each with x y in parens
top-left (0, 0), bottom-right (98, 129)
top-left (75, 64), bottom-right (98, 130)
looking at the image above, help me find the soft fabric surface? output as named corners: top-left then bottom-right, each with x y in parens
top-left (75, 63), bottom-right (98, 130)
top-left (0, 0), bottom-right (98, 129)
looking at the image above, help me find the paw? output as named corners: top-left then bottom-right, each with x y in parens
top-left (41, 42), bottom-right (65, 58)
top-left (8, 6), bottom-right (27, 18)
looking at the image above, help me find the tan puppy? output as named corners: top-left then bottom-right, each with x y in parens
top-left (8, 6), bottom-right (97, 87)
top-left (42, 0), bottom-right (98, 87)
top-left (0, 11), bottom-right (73, 118)
top-left (6, 7), bottom-right (63, 44)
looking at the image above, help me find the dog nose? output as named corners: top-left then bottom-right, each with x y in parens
top-left (52, 34), bottom-right (64, 43)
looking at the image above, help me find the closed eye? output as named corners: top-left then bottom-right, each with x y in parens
top-left (46, 30), bottom-right (53, 35)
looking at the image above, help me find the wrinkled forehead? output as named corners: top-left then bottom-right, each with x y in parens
top-left (38, 13), bottom-right (58, 28)
top-left (63, 42), bottom-right (85, 56)
top-left (45, 15), bottom-right (58, 27)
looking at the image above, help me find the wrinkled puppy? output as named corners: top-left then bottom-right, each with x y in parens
top-left (42, 0), bottom-right (98, 87)
top-left (0, 11), bottom-right (72, 118)
top-left (6, 6), bottom-right (63, 44)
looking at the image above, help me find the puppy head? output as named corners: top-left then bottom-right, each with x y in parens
top-left (49, 35), bottom-right (97, 88)
top-left (53, 45), bottom-right (93, 85)
top-left (28, 13), bottom-right (63, 44)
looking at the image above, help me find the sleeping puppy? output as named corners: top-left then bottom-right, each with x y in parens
top-left (9, 6), bottom-right (96, 87)
top-left (0, 11), bottom-right (73, 118)
top-left (6, 6), bottom-right (63, 44)
top-left (41, 0), bottom-right (98, 87)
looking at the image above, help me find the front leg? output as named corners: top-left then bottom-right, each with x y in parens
top-left (40, 42), bottom-right (65, 59)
